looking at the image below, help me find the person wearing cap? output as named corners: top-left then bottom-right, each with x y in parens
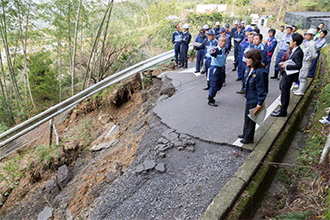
top-left (293, 28), bottom-right (317, 96)
top-left (219, 27), bottom-right (232, 86)
top-left (179, 23), bottom-right (191, 68)
top-left (264, 28), bottom-right (277, 73)
top-left (231, 22), bottom-right (238, 38)
top-left (218, 27), bottom-right (232, 54)
top-left (252, 33), bottom-right (268, 67)
top-left (225, 24), bottom-right (231, 38)
top-left (194, 28), bottom-right (208, 73)
top-left (292, 25), bottom-right (297, 33)
top-left (241, 21), bottom-right (246, 31)
top-left (309, 30), bottom-right (328, 78)
top-left (202, 29), bottom-right (218, 90)
top-left (233, 25), bottom-right (245, 72)
top-left (272, 25), bottom-right (292, 79)
top-left (237, 27), bottom-right (254, 82)
top-left (172, 24), bottom-right (183, 67)
top-left (214, 21), bottom-right (221, 36)
top-left (203, 24), bottom-right (210, 31)
top-left (208, 36), bottom-right (227, 107)
top-left (237, 31), bottom-right (254, 94)
top-left (271, 33), bottom-right (304, 117)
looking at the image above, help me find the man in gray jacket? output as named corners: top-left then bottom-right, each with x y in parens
top-left (294, 28), bottom-right (317, 96)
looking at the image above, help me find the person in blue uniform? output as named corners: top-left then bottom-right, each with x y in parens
top-left (172, 24), bottom-right (183, 67)
top-left (252, 33), bottom-right (268, 68)
top-left (231, 22), bottom-right (238, 38)
top-left (225, 24), bottom-right (231, 39)
top-left (208, 36), bottom-right (227, 107)
top-left (218, 27), bottom-right (232, 86)
top-left (202, 29), bottom-right (218, 90)
top-left (237, 27), bottom-right (253, 84)
top-left (272, 25), bottom-right (292, 79)
top-left (194, 28), bottom-right (207, 73)
top-left (238, 49), bottom-right (268, 144)
top-left (237, 33), bottom-right (254, 94)
top-left (241, 21), bottom-right (246, 31)
top-left (214, 21), bottom-right (221, 36)
top-left (233, 25), bottom-right (245, 71)
top-left (179, 23), bottom-right (192, 68)
top-left (264, 28), bottom-right (277, 74)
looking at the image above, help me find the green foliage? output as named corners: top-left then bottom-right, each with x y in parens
top-left (73, 119), bottom-right (92, 149)
top-left (33, 144), bottom-right (61, 165)
top-left (276, 212), bottom-right (310, 220)
top-left (0, 119), bottom-right (9, 134)
top-left (187, 12), bottom-right (223, 28)
top-left (28, 51), bottom-right (59, 107)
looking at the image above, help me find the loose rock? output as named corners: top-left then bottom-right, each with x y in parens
top-left (45, 179), bottom-right (59, 196)
top-left (178, 146), bottom-right (184, 151)
top-left (187, 146), bottom-right (195, 152)
top-left (105, 125), bottom-right (120, 139)
top-left (143, 160), bottom-right (156, 171)
top-left (158, 152), bottom-right (166, 158)
top-left (37, 206), bottom-right (53, 220)
top-left (136, 164), bottom-right (145, 174)
top-left (157, 138), bottom-right (168, 145)
top-left (155, 163), bottom-right (166, 173)
top-left (91, 139), bottom-right (118, 151)
top-left (173, 141), bottom-right (182, 148)
top-left (57, 165), bottom-right (73, 190)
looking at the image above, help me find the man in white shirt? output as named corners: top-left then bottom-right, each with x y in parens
top-left (294, 28), bottom-right (317, 96)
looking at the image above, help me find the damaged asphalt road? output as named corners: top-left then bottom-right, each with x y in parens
top-left (90, 57), bottom-right (259, 219)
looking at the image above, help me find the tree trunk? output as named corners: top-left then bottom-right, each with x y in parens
top-left (98, 0), bottom-right (115, 82)
top-left (82, 0), bottom-right (113, 90)
top-left (0, 48), bottom-right (15, 125)
top-left (71, 0), bottom-right (82, 96)
top-left (0, 0), bottom-right (22, 104)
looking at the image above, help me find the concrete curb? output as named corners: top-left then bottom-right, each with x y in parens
top-left (201, 56), bottom-right (323, 219)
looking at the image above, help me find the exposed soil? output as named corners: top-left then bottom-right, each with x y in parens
top-left (0, 69), bottom-right (166, 219)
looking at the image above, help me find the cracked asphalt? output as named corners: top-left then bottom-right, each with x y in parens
top-left (92, 26), bottom-right (282, 219)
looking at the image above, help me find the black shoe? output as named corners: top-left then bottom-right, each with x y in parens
top-left (208, 101), bottom-right (218, 107)
top-left (271, 111), bottom-right (287, 117)
top-left (236, 89), bottom-right (245, 94)
top-left (183, 62), bottom-right (188, 68)
top-left (271, 71), bottom-right (278, 79)
top-left (232, 68), bottom-right (237, 71)
top-left (194, 70), bottom-right (200, 73)
top-left (201, 71), bottom-right (206, 74)
top-left (236, 78), bottom-right (242, 81)
top-left (203, 83), bottom-right (210, 90)
top-left (238, 134), bottom-right (244, 139)
top-left (240, 139), bottom-right (253, 144)
top-left (178, 62), bottom-right (184, 68)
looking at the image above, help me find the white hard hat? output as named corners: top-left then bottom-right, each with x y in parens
top-left (241, 21), bottom-right (245, 24)
top-left (215, 21), bottom-right (221, 26)
top-left (306, 28), bottom-right (316, 35)
top-left (183, 23), bottom-right (189, 29)
top-left (203, 24), bottom-right (209, 29)
top-left (234, 21), bottom-right (238, 25)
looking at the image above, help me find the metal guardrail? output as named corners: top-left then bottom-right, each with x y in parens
top-left (0, 46), bottom-right (192, 152)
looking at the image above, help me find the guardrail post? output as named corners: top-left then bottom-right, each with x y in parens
top-left (140, 72), bottom-right (145, 90)
top-left (49, 119), bottom-right (53, 147)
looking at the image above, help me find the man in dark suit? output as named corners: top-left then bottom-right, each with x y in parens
top-left (271, 33), bottom-right (304, 117)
